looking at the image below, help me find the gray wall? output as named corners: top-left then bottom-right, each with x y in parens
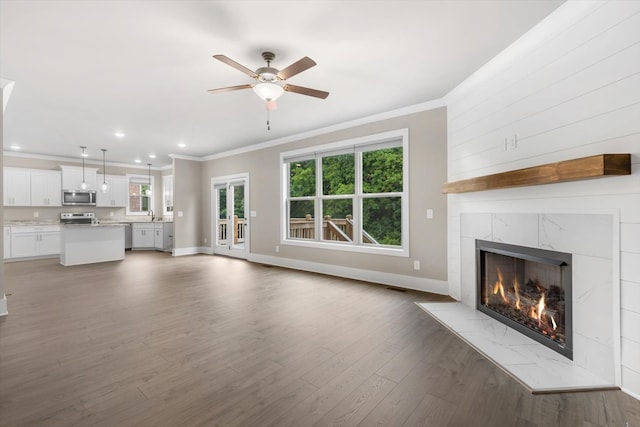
top-left (173, 158), bottom-right (202, 249)
top-left (1, 89), bottom-right (4, 311)
top-left (201, 107), bottom-right (448, 281)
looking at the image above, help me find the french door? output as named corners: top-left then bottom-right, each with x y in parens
top-left (212, 174), bottom-right (249, 258)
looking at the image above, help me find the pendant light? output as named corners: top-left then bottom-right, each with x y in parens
top-left (147, 163), bottom-right (152, 196)
top-left (100, 149), bottom-right (108, 193)
top-left (79, 146), bottom-right (88, 190)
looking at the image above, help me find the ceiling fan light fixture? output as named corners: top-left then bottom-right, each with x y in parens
top-left (253, 83), bottom-right (284, 102)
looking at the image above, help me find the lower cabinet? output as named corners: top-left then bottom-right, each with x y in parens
top-left (9, 225), bottom-right (61, 259)
top-left (132, 223), bottom-right (155, 249)
top-left (132, 222), bottom-right (172, 251)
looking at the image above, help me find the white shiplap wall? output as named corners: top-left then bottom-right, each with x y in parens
top-left (444, 0), bottom-right (640, 399)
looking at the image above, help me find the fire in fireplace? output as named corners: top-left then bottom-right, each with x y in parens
top-left (476, 240), bottom-right (572, 359)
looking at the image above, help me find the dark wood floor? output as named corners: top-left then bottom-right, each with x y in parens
top-left (0, 252), bottom-right (638, 426)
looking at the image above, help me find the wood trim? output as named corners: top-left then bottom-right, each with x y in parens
top-left (442, 154), bottom-right (631, 194)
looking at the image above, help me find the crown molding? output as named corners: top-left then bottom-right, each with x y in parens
top-left (3, 150), bottom-right (164, 171)
top-left (168, 154), bottom-right (203, 162)
top-left (202, 98), bottom-right (445, 161)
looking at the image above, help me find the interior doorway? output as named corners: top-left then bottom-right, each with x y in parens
top-left (212, 174), bottom-right (249, 258)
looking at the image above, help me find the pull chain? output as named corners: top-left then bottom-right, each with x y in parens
top-left (265, 100), bottom-right (277, 131)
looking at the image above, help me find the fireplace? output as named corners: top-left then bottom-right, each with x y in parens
top-left (476, 240), bottom-right (572, 359)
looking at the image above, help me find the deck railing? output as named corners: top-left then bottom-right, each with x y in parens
top-left (217, 216), bottom-right (246, 245)
top-left (289, 215), bottom-right (379, 245)
top-left (217, 215), bottom-right (380, 245)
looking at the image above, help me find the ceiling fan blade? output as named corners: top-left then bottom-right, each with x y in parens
top-left (277, 57), bottom-right (316, 80)
top-left (283, 84), bottom-right (329, 99)
top-left (208, 84), bottom-right (253, 94)
top-left (213, 55), bottom-right (258, 79)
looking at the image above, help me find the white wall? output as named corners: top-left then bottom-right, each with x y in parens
top-left (444, 0), bottom-right (640, 398)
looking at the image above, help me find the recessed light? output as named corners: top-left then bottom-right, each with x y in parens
top-left (178, 143), bottom-right (186, 148)
top-left (9, 144), bottom-right (20, 150)
top-left (134, 159), bottom-right (141, 163)
top-left (149, 154), bottom-right (156, 159)
top-left (114, 132), bottom-right (125, 138)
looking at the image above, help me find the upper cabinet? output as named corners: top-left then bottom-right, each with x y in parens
top-left (96, 174), bottom-right (128, 207)
top-left (60, 165), bottom-right (98, 191)
top-left (4, 167), bottom-right (31, 206)
top-left (31, 170), bottom-right (62, 206)
top-left (4, 168), bottom-right (62, 207)
top-left (163, 175), bottom-right (173, 215)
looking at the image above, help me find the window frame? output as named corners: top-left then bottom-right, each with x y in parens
top-left (126, 174), bottom-right (155, 216)
top-left (280, 128), bottom-right (409, 257)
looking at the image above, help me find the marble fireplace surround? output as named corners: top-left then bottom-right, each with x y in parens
top-left (421, 212), bottom-right (620, 393)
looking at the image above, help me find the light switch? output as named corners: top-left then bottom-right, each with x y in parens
top-left (178, 211), bottom-right (184, 217)
top-left (427, 209), bottom-right (434, 219)
top-left (250, 211), bottom-right (257, 217)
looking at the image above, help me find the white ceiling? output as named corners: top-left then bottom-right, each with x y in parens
top-left (0, 0), bottom-right (565, 168)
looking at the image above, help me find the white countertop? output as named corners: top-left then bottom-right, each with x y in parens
top-left (61, 223), bottom-right (125, 228)
top-left (5, 219), bottom-right (172, 226)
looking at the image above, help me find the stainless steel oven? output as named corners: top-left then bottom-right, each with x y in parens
top-left (60, 212), bottom-right (96, 224)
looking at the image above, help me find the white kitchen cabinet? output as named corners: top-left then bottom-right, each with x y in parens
top-left (97, 174), bottom-right (128, 207)
top-left (4, 167), bottom-right (31, 206)
top-left (10, 225), bottom-right (61, 258)
top-left (132, 223), bottom-right (154, 248)
top-left (154, 223), bottom-right (164, 250)
top-left (31, 170), bottom-right (62, 206)
top-left (4, 226), bottom-right (11, 259)
top-left (60, 165), bottom-right (98, 191)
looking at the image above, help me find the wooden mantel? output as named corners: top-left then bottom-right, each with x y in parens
top-left (442, 154), bottom-right (631, 194)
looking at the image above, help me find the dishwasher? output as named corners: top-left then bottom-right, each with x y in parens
top-left (124, 223), bottom-right (132, 250)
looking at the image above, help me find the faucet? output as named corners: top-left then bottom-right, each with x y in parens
top-left (148, 209), bottom-right (155, 222)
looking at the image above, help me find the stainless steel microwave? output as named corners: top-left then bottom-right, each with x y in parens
top-left (62, 190), bottom-right (97, 206)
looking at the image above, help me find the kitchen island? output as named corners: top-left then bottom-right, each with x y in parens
top-left (60, 224), bottom-right (125, 266)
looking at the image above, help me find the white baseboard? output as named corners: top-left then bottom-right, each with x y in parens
top-left (173, 247), bottom-right (214, 256)
top-left (0, 294), bottom-right (7, 317)
top-left (622, 386), bottom-right (640, 402)
top-left (173, 247), bottom-right (203, 256)
top-left (247, 253), bottom-right (449, 295)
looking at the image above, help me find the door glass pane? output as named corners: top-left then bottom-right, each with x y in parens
top-left (289, 200), bottom-right (314, 240)
top-left (231, 184), bottom-right (245, 248)
top-left (216, 186), bottom-right (227, 245)
top-left (362, 197), bottom-right (401, 246)
top-left (322, 199), bottom-right (353, 242)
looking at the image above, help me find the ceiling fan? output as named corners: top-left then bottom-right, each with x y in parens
top-left (208, 51), bottom-right (330, 109)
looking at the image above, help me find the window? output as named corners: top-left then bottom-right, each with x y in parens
top-left (126, 174), bottom-right (154, 215)
top-left (281, 129), bottom-right (409, 256)
top-left (163, 175), bottom-right (174, 215)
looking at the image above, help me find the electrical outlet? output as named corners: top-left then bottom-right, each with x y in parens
top-left (178, 211), bottom-right (184, 217)
top-left (251, 210), bottom-right (257, 217)
top-left (413, 260), bottom-right (420, 270)
top-left (204, 237), bottom-right (207, 244)
top-left (33, 212), bottom-right (39, 218)
top-left (109, 211), bottom-right (114, 217)
top-left (275, 245), bottom-right (279, 253)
